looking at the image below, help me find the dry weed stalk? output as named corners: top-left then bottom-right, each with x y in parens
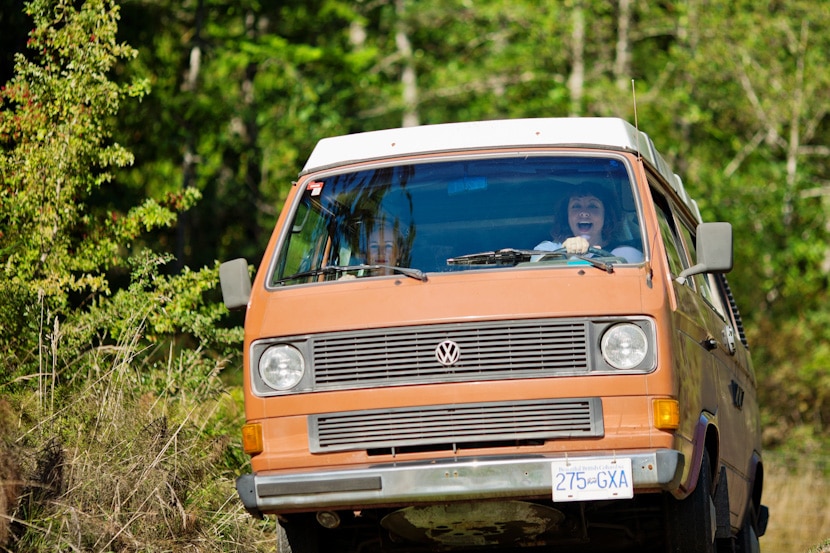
top-left (0, 400), bottom-right (22, 549)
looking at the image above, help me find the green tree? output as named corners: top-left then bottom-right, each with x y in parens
top-left (0, 0), bottom-right (218, 381)
top-left (673, 0), bottom-right (830, 448)
top-left (0, 3), bottom-right (255, 548)
top-left (115, 0), bottom-right (379, 268)
top-left (0, 0), bottom-right (137, 378)
top-left (6, 0), bottom-right (826, 449)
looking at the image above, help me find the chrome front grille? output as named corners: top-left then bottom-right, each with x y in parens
top-left (309, 398), bottom-right (603, 453)
top-left (312, 319), bottom-right (589, 389)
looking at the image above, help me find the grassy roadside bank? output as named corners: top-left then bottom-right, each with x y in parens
top-left (761, 452), bottom-right (830, 553)
top-left (0, 348), bottom-right (275, 552)
top-left (2, 367), bottom-right (827, 552)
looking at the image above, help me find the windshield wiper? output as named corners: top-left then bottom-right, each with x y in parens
top-left (447, 248), bottom-right (615, 273)
top-left (447, 248), bottom-right (565, 266)
top-left (275, 264), bottom-right (427, 284)
top-left (569, 255), bottom-right (615, 273)
top-left (365, 264), bottom-right (428, 281)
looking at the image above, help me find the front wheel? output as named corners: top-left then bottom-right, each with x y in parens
top-left (278, 513), bottom-right (373, 553)
top-left (665, 449), bottom-right (717, 553)
top-left (277, 515), bottom-right (320, 553)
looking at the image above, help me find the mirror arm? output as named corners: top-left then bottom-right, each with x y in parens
top-left (676, 263), bottom-right (707, 284)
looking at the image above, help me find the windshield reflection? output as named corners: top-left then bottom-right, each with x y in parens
top-left (271, 155), bottom-right (643, 286)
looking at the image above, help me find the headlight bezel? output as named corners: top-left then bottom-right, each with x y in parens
top-left (597, 320), bottom-right (654, 372)
top-left (250, 341), bottom-right (312, 396)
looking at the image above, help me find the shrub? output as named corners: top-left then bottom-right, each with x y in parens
top-left (5, 315), bottom-right (270, 552)
top-left (0, 2), bottom-right (266, 551)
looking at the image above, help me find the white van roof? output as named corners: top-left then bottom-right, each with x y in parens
top-left (301, 117), bottom-right (696, 219)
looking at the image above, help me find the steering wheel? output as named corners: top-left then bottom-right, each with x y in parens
top-left (552, 246), bottom-right (618, 258)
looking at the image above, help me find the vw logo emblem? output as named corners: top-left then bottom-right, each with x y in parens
top-left (435, 340), bottom-right (460, 366)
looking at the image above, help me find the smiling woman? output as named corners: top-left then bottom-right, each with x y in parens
top-left (569, 193), bottom-right (606, 242)
top-left (534, 181), bottom-right (643, 263)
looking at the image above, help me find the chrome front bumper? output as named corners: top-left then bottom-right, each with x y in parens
top-left (236, 449), bottom-right (685, 518)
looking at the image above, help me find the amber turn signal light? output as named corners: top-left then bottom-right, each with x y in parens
top-left (241, 423), bottom-right (264, 455)
top-left (653, 399), bottom-right (680, 430)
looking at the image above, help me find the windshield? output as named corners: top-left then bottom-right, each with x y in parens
top-left (271, 155), bottom-right (644, 286)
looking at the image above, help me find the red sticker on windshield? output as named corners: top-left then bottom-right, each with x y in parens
top-left (307, 181), bottom-right (324, 196)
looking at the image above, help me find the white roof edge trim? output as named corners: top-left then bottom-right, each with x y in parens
top-left (303, 118), bottom-right (643, 173)
top-left (301, 117), bottom-right (697, 215)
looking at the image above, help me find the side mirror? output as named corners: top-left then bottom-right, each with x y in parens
top-left (220, 258), bottom-right (252, 310)
top-left (677, 222), bottom-right (733, 282)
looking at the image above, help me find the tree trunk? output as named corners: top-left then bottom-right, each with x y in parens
top-left (177, 0), bottom-right (203, 271)
top-left (614, 0), bottom-right (631, 90)
top-left (782, 21), bottom-right (809, 229)
top-left (396, 0), bottom-right (419, 127)
top-left (567, 1), bottom-right (585, 116)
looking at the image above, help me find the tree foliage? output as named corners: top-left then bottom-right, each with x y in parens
top-left (1, 0), bottom-right (144, 299)
top-left (3, 0), bottom-right (827, 445)
top-left (1, 1), bottom-right (829, 548)
top-left (0, 2), bottom-right (249, 549)
top-left (104, 0), bottom-right (830, 447)
top-left (0, 0), bottom-right (238, 383)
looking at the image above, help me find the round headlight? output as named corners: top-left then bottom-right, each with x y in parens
top-left (601, 324), bottom-right (648, 369)
top-left (259, 345), bottom-right (305, 390)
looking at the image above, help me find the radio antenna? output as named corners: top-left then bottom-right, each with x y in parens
top-left (631, 79), bottom-right (642, 162)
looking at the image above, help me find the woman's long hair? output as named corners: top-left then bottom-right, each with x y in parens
top-left (549, 182), bottom-right (622, 246)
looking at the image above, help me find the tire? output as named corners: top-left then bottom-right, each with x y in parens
top-left (665, 449), bottom-right (717, 553)
top-left (276, 522), bottom-right (292, 553)
top-left (277, 515), bottom-right (320, 553)
top-left (734, 505), bottom-right (760, 553)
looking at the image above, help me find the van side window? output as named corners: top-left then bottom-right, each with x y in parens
top-left (650, 187), bottom-right (686, 277)
top-left (678, 223), bottom-right (728, 319)
top-left (716, 274), bottom-right (750, 348)
top-left (273, 198), bottom-right (336, 285)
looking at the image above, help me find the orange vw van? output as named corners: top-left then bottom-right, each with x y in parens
top-left (220, 118), bottom-right (767, 553)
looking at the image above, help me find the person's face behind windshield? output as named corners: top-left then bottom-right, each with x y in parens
top-left (366, 221), bottom-right (399, 270)
top-left (567, 194), bottom-right (606, 247)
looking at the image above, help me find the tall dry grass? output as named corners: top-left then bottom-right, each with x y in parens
top-left (761, 452), bottom-right (830, 553)
top-left (2, 326), bottom-right (275, 552)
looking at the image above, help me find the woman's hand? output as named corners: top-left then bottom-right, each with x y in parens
top-left (562, 236), bottom-right (590, 254)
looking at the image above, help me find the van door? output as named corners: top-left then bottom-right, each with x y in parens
top-left (650, 186), bottom-right (719, 452)
top-left (677, 220), bottom-right (751, 529)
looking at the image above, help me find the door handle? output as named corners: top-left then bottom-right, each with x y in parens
top-left (722, 325), bottom-right (736, 355)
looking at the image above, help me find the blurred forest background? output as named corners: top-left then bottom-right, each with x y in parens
top-left (0, 0), bottom-right (828, 551)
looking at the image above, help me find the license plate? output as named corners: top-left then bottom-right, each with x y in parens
top-left (551, 458), bottom-right (634, 502)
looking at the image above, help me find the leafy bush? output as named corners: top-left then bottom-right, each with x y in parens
top-left (0, 2), bottom-right (267, 551)
top-left (0, 0), bottom-right (207, 383)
